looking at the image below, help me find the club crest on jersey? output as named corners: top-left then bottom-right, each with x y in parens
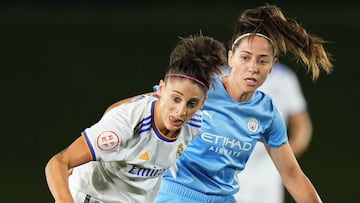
top-left (247, 118), bottom-right (259, 133)
top-left (176, 143), bottom-right (184, 159)
top-left (96, 131), bottom-right (120, 151)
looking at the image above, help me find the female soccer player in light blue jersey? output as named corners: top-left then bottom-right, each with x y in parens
top-left (44, 34), bottom-right (226, 203)
top-left (154, 5), bottom-right (333, 203)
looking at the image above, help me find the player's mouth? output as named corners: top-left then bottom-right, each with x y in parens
top-left (244, 77), bottom-right (258, 86)
top-left (169, 115), bottom-right (184, 127)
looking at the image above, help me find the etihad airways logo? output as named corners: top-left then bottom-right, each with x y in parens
top-left (201, 133), bottom-right (253, 157)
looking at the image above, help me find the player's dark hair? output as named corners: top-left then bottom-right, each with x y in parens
top-left (230, 4), bottom-right (333, 80)
top-left (166, 33), bottom-right (227, 91)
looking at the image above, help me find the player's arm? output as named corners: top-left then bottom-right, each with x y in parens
top-left (45, 135), bottom-right (92, 203)
top-left (288, 111), bottom-right (313, 157)
top-left (268, 143), bottom-right (322, 203)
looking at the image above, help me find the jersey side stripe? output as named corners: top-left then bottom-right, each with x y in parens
top-left (186, 113), bottom-right (202, 128)
top-left (134, 116), bottom-right (151, 129)
top-left (189, 117), bottom-right (202, 123)
top-left (186, 122), bottom-right (202, 128)
top-left (139, 119), bottom-right (151, 129)
top-left (139, 127), bottom-right (151, 134)
top-left (134, 116), bottom-right (152, 135)
top-left (192, 112), bottom-right (202, 118)
top-left (138, 118), bottom-right (152, 134)
top-left (82, 131), bottom-right (96, 160)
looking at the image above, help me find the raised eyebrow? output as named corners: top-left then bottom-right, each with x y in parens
top-left (259, 54), bottom-right (271, 58)
top-left (171, 90), bottom-right (184, 96)
top-left (171, 90), bottom-right (202, 102)
top-left (238, 50), bottom-right (251, 55)
top-left (189, 97), bottom-right (200, 102)
top-left (238, 50), bottom-right (271, 58)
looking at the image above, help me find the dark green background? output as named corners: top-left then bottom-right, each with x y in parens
top-left (3, 1), bottom-right (359, 202)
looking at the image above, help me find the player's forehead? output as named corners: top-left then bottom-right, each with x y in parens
top-left (238, 37), bottom-right (273, 53)
top-left (165, 78), bottom-right (205, 100)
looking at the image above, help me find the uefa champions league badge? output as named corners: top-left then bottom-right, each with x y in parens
top-left (247, 118), bottom-right (259, 133)
top-left (96, 131), bottom-right (120, 151)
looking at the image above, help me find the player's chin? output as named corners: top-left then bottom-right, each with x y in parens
top-left (167, 122), bottom-right (184, 131)
top-left (169, 123), bottom-right (183, 131)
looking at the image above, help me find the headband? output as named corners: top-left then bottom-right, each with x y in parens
top-left (231, 33), bottom-right (275, 52)
top-left (165, 74), bottom-right (208, 89)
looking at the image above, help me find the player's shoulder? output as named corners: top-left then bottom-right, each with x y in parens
top-left (106, 94), bottom-right (157, 116)
top-left (128, 94), bottom-right (157, 104)
top-left (181, 110), bottom-right (203, 140)
top-left (181, 110), bottom-right (203, 133)
top-left (122, 94), bottom-right (156, 106)
top-left (252, 90), bottom-right (277, 110)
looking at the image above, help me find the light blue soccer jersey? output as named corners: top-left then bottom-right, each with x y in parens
top-left (161, 76), bottom-right (288, 196)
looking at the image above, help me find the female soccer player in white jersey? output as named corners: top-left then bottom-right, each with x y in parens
top-left (154, 4), bottom-right (333, 203)
top-left (45, 34), bottom-right (227, 203)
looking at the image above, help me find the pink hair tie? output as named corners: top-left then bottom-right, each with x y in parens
top-left (165, 74), bottom-right (208, 89)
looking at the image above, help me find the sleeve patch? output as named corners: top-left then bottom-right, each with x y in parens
top-left (96, 131), bottom-right (120, 151)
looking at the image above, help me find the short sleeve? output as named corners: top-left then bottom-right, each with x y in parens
top-left (264, 107), bottom-right (288, 148)
top-left (82, 106), bottom-right (133, 161)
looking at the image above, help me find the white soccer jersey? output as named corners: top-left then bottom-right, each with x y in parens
top-left (68, 95), bottom-right (202, 203)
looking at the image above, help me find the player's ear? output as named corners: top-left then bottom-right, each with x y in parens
top-left (157, 79), bottom-right (165, 97)
top-left (228, 50), bottom-right (234, 68)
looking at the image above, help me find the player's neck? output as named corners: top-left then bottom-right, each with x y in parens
top-left (161, 128), bottom-right (179, 138)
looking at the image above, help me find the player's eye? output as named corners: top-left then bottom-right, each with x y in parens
top-left (187, 100), bottom-right (199, 108)
top-left (172, 96), bottom-right (181, 103)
